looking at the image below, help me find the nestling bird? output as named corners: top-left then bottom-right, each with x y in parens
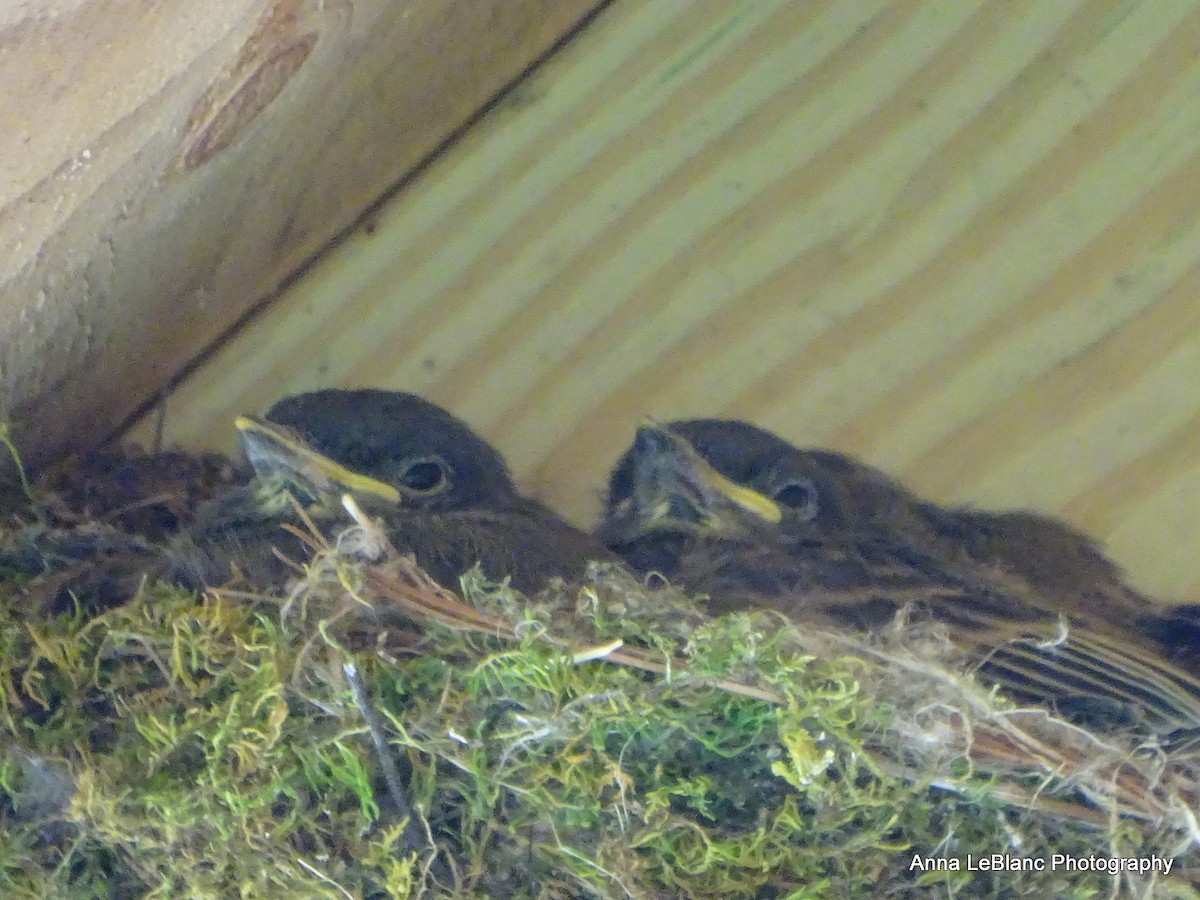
top-left (185, 388), bottom-right (617, 595)
top-left (599, 418), bottom-right (1200, 742)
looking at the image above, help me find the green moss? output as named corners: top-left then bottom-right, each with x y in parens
top-left (0, 540), bottom-right (1195, 898)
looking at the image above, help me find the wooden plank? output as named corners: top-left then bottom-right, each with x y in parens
top-left (132, 0), bottom-right (1200, 601)
top-left (0, 0), bottom-right (604, 467)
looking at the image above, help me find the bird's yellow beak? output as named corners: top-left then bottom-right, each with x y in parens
top-left (634, 422), bottom-right (782, 527)
top-left (234, 415), bottom-right (401, 504)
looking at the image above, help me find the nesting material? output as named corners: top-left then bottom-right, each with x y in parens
top-left (1, 452), bottom-right (1199, 898)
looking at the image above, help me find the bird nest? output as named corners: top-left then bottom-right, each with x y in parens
top-left (1, 448), bottom-right (1199, 898)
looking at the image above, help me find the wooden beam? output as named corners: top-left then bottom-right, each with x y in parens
top-left (0, 0), bottom-right (604, 468)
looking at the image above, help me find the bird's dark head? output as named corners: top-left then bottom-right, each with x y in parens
top-left (600, 420), bottom-right (783, 552)
top-left (239, 389), bottom-right (518, 512)
top-left (601, 418), bottom-right (917, 548)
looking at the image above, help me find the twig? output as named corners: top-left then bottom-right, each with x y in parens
top-left (343, 660), bottom-right (426, 856)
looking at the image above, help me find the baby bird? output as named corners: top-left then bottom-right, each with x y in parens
top-left (600, 418), bottom-right (1200, 743)
top-left (186, 388), bottom-right (616, 595)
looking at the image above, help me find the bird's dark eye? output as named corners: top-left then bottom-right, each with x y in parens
top-left (398, 457), bottom-right (449, 494)
top-left (773, 479), bottom-right (818, 517)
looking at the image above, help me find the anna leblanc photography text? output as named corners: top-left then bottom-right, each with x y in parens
top-left (908, 853), bottom-right (1175, 875)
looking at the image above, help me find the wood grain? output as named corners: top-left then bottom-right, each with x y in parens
top-left (130, 0), bottom-right (1200, 601)
top-left (0, 0), bottom-right (603, 467)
